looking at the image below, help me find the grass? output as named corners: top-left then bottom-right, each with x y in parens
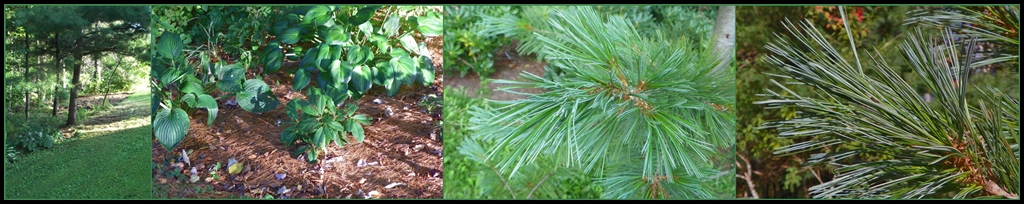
top-left (4, 90), bottom-right (152, 199)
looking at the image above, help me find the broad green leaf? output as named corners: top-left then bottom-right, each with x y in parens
top-left (373, 62), bottom-right (393, 85)
top-left (197, 94), bottom-right (219, 126)
top-left (315, 44), bottom-right (333, 72)
top-left (325, 25), bottom-right (349, 46)
top-left (326, 84), bottom-right (349, 106)
top-left (280, 27), bottom-right (302, 44)
top-left (272, 20), bottom-right (290, 36)
top-left (369, 35), bottom-right (391, 54)
top-left (216, 63), bottom-right (246, 93)
top-left (281, 126), bottom-right (298, 145)
top-left (357, 21), bottom-right (374, 37)
top-left (286, 100), bottom-right (301, 120)
top-left (157, 32), bottom-right (183, 60)
top-left (350, 65), bottom-right (373, 93)
top-left (293, 70), bottom-right (310, 91)
top-left (391, 54), bottom-right (416, 85)
top-left (263, 46), bottom-right (284, 73)
top-left (418, 56), bottom-right (435, 86)
top-left (330, 45), bottom-right (344, 61)
top-left (158, 69), bottom-right (182, 88)
top-left (349, 6), bottom-right (382, 25)
top-left (313, 126), bottom-right (327, 148)
top-left (180, 93), bottom-right (198, 111)
top-left (327, 121), bottom-right (345, 133)
top-left (399, 34), bottom-right (423, 56)
top-left (180, 75), bottom-right (205, 94)
top-left (298, 47), bottom-right (319, 72)
top-left (154, 108), bottom-right (189, 150)
top-left (307, 148), bottom-right (318, 163)
top-left (305, 6), bottom-right (333, 26)
top-left (237, 79), bottom-right (280, 113)
top-left (347, 46), bottom-right (373, 65)
top-left (386, 77), bottom-right (401, 97)
top-left (417, 11), bottom-right (442, 36)
top-left (382, 14), bottom-right (401, 37)
top-left (351, 114), bottom-right (372, 125)
top-left (329, 60), bottom-right (352, 88)
top-left (298, 100), bottom-right (318, 117)
top-left (345, 103), bottom-right (359, 117)
top-left (346, 120), bottom-right (365, 143)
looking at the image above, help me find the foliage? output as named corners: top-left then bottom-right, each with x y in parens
top-left (460, 6), bottom-right (735, 199)
top-left (757, 6), bottom-right (1019, 199)
top-left (735, 6), bottom-right (924, 198)
top-left (5, 142), bottom-right (18, 164)
top-left (906, 6), bottom-right (1019, 69)
top-left (6, 120), bottom-right (61, 154)
top-left (151, 6), bottom-right (440, 161)
top-left (270, 5), bottom-right (439, 161)
top-left (280, 89), bottom-right (372, 162)
top-left (442, 6), bottom-right (520, 78)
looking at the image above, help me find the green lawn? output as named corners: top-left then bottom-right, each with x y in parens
top-left (4, 90), bottom-right (152, 199)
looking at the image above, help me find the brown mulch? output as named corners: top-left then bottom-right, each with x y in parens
top-left (152, 36), bottom-right (444, 199)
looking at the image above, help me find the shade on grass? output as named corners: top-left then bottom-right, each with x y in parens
top-left (4, 91), bottom-right (151, 199)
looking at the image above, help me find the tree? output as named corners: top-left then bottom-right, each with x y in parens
top-left (757, 6), bottom-right (1019, 199)
top-left (15, 6), bottom-right (150, 127)
top-left (464, 6), bottom-right (736, 199)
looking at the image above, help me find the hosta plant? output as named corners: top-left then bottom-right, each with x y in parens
top-left (151, 31), bottom-right (279, 150)
top-left (463, 6), bottom-right (736, 199)
top-left (758, 7), bottom-right (1019, 199)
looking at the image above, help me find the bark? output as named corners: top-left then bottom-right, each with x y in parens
top-left (711, 6), bottom-right (736, 74)
top-left (65, 38), bottom-right (83, 127)
top-left (25, 36), bottom-right (31, 118)
top-left (52, 33), bottom-right (61, 117)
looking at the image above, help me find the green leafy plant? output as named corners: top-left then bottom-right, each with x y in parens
top-left (9, 128), bottom-right (58, 153)
top-left (461, 6), bottom-right (735, 199)
top-left (280, 88), bottom-right (372, 162)
top-left (151, 31), bottom-right (279, 150)
top-left (267, 6), bottom-right (439, 161)
top-left (5, 141), bottom-right (19, 164)
top-left (758, 7), bottom-right (1019, 199)
top-left (443, 6), bottom-right (519, 78)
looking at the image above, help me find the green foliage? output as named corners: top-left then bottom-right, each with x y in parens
top-left (460, 6), bottom-right (735, 199)
top-left (758, 6), bottom-right (1019, 199)
top-left (442, 6), bottom-right (519, 78)
top-left (280, 88), bottom-right (371, 162)
top-left (736, 6), bottom-right (927, 198)
top-left (272, 6), bottom-right (437, 100)
top-left (5, 142), bottom-right (18, 164)
top-left (8, 128), bottom-right (58, 154)
top-left (268, 6), bottom-right (440, 161)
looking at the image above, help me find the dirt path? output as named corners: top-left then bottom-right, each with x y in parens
top-left (443, 43), bottom-right (547, 100)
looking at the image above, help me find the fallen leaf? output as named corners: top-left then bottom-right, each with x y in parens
top-left (368, 190), bottom-right (382, 198)
top-left (384, 182), bottom-right (405, 189)
top-left (248, 155), bottom-right (257, 160)
top-left (189, 175), bottom-right (200, 183)
top-left (229, 162), bottom-right (244, 174)
top-left (181, 149), bottom-right (191, 166)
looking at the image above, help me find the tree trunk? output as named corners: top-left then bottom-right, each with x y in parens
top-left (53, 33), bottom-right (61, 117)
top-left (24, 36), bottom-right (31, 118)
top-left (711, 6), bottom-right (736, 74)
top-left (65, 38), bottom-right (83, 127)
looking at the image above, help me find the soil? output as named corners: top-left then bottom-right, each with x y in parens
top-left (442, 42), bottom-right (547, 100)
top-left (152, 35), bottom-right (444, 199)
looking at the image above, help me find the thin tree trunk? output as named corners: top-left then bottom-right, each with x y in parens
top-left (53, 33), bottom-right (61, 117)
top-left (711, 6), bottom-right (736, 74)
top-left (25, 36), bottom-right (31, 118)
top-left (65, 38), bottom-right (83, 127)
